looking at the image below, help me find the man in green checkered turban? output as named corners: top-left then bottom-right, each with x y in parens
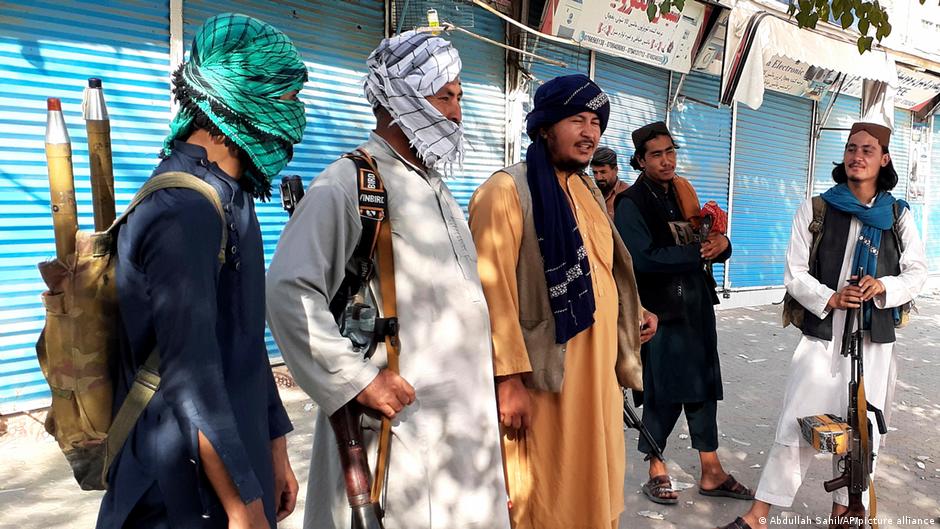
top-left (163, 12), bottom-right (308, 199)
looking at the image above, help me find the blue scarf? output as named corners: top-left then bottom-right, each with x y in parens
top-left (524, 74), bottom-right (610, 344)
top-left (526, 138), bottom-right (596, 343)
top-left (821, 183), bottom-right (908, 328)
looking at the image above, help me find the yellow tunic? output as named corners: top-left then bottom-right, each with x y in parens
top-left (469, 170), bottom-right (624, 529)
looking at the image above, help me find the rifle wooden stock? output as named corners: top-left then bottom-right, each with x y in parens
top-left (86, 119), bottom-right (115, 231)
top-left (328, 405), bottom-right (384, 529)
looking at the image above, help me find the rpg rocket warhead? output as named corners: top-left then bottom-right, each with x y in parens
top-left (82, 77), bottom-right (109, 121)
top-left (45, 98), bottom-right (71, 145)
top-left (83, 77), bottom-right (116, 230)
top-left (45, 97), bottom-right (79, 261)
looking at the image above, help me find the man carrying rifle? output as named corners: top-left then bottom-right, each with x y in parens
top-left (96, 14), bottom-right (306, 529)
top-left (718, 122), bottom-right (927, 529)
top-left (266, 31), bottom-right (511, 529)
top-left (614, 122), bottom-right (749, 506)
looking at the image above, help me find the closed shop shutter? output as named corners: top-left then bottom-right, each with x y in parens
top-left (731, 91), bottom-right (813, 288)
top-left (669, 72), bottom-right (731, 287)
top-left (812, 93), bottom-right (860, 196)
top-left (593, 54), bottom-right (669, 160)
top-left (929, 118), bottom-right (940, 273)
top-left (0, 0), bottom-right (171, 412)
top-left (892, 108), bottom-right (913, 200)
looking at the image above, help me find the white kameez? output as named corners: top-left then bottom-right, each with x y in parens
top-left (755, 196), bottom-right (927, 507)
top-left (266, 133), bottom-right (511, 529)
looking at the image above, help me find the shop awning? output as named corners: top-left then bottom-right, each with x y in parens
top-left (720, 3), bottom-right (898, 110)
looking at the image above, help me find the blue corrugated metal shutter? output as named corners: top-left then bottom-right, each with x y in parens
top-left (731, 92), bottom-right (812, 288)
top-left (929, 118), bottom-right (940, 273)
top-left (812, 94), bottom-right (860, 196)
top-left (184, 0), bottom-right (384, 361)
top-left (669, 72), bottom-right (731, 287)
top-left (593, 55), bottom-right (668, 159)
top-left (0, 0), bottom-right (170, 413)
top-left (892, 108), bottom-right (912, 200)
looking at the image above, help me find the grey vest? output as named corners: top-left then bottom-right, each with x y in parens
top-left (502, 163), bottom-right (644, 392)
top-left (801, 206), bottom-right (901, 344)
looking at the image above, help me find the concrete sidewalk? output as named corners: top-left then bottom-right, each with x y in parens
top-left (2, 298), bottom-right (938, 529)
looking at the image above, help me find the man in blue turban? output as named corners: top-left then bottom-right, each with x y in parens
top-left (469, 74), bottom-right (657, 528)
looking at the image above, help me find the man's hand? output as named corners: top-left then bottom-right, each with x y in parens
top-left (640, 310), bottom-right (658, 344)
top-left (857, 275), bottom-right (885, 302)
top-left (700, 232), bottom-right (729, 260)
top-left (827, 276), bottom-right (870, 310)
top-left (227, 499), bottom-right (269, 529)
top-left (355, 369), bottom-right (416, 419)
top-left (271, 436), bottom-right (298, 522)
top-left (496, 374), bottom-right (532, 431)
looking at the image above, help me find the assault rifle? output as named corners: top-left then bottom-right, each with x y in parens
top-left (280, 175), bottom-right (385, 529)
top-left (822, 274), bottom-right (887, 529)
top-left (622, 388), bottom-right (665, 463)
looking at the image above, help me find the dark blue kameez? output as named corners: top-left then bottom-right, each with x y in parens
top-left (96, 142), bottom-right (292, 529)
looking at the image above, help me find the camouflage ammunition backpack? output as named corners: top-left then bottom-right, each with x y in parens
top-left (35, 172), bottom-right (226, 490)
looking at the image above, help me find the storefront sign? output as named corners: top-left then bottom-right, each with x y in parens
top-left (760, 55), bottom-right (839, 100)
top-left (542, 0), bottom-right (707, 73)
top-left (841, 67), bottom-right (940, 111)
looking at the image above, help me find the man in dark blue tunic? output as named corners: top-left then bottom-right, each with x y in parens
top-left (614, 122), bottom-right (752, 506)
top-left (95, 13), bottom-right (308, 529)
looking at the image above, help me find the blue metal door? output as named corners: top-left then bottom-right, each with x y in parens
top-left (892, 108), bottom-right (912, 201)
top-left (813, 93), bottom-right (860, 196)
top-left (593, 54), bottom-right (669, 161)
top-left (929, 118), bottom-right (940, 274)
top-left (731, 91), bottom-right (813, 288)
top-left (669, 72), bottom-right (731, 287)
top-left (0, 0), bottom-right (171, 413)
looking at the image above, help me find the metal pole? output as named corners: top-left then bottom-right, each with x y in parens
top-left (807, 99), bottom-right (818, 200)
top-left (169, 0), bottom-right (184, 115)
top-left (723, 101), bottom-right (738, 295)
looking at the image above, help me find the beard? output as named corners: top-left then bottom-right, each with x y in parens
top-left (553, 157), bottom-right (589, 174)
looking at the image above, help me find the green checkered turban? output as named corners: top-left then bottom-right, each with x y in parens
top-left (163, 13), bottom-right (308, 199)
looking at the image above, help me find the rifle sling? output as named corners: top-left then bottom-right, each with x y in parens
top-left (371, 216), bottom-right (399, 504)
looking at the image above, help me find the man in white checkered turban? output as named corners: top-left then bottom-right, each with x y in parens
top-left (364, 29), bottom-right (465, 171)
top-left (266, 28), bottom-right (513, 529)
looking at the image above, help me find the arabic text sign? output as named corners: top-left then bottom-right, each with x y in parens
top-left (547, 0), bottom-right (706, 73)
top-left (841, 68), bottom-right (940, 110)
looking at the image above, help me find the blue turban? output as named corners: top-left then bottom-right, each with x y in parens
top-left (526, 74), bottom-right (610, 140)
top-left (523, 74), bottom-right (611, 344)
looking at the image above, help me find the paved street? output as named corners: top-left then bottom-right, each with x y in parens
top-left (1, 296), bottom-right (938, 529)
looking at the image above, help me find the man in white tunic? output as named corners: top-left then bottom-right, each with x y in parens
top-left (718, 122), bottom-right (927, 529)
top-left (266, 31), bottom-right (511, 529)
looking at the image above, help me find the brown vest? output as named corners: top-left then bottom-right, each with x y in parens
top-left (503, 163), bottom-right (644, 392)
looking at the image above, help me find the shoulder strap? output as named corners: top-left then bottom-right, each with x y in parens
top-left (891, 201), bottom-right (905, 253)
top-left (101, 172), bottom-right (228, 485)
top-left (102, 348), bottom-right (160, 486)
top-left (109, 171), bottom-right (227, 263)
top-left (341, 150), bottom-right (387, 274)
top-left (338, 149), bottom-right (399, 505)
top-left (807, 196), bottom-right (827, 272)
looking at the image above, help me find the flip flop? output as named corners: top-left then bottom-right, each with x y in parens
top-left (716, 516), bottom-right (753, 529)
top-left (642, 474), bottom-right (678, 505)
top-left (699, 474), bottom-right (755, 500)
